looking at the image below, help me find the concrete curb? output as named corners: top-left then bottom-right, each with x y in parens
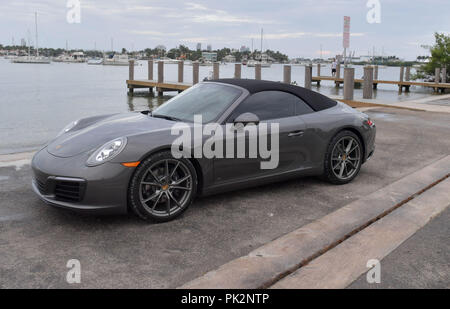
top-left (180, 155), bottom-right (450, 289)
top-left (271, 177), bottom-right (450, 289)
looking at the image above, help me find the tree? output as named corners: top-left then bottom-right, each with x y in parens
top-left (415, 33), bottom-right (450, 81)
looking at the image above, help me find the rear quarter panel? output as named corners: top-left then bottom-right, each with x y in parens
top-left (300, 102), bottom-right (369, 171)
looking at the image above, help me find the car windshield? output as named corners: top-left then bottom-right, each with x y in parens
top-left (152, 83), bottom-right (242, 123)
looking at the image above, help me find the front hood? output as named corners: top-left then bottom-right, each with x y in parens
top-left (47, 113), bottom-right (174, 158)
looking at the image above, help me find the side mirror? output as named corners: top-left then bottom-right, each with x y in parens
top-left (233, 113), bottom-right (260, 125)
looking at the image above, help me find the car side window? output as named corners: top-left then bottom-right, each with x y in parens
top-left (228, 91), bottom-right (304, 122)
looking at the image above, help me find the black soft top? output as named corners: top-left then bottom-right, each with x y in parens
top-left (208, 79), bottom-right (337, 111)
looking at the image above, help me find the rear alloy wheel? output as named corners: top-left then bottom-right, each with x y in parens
top-left (129, 151), bottom-right (197, 222)
top-left (323, 130), bottom-right (362, 184)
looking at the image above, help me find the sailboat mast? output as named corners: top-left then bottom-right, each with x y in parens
top-left (28, 29), bottom-right (31, 57)
top-left (260, 28), bottom-right (263, 57)
top-left (35, 12), bottom-right (39, 57)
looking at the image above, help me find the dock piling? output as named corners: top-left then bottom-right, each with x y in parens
top-left (158, 61), bottom-right (164, 83)
top-left (435, 68), bottom-right (441, 83)
top-left (343, 67), bottom-right (355, 101)
top-left (234, 63), bottom-right (241, 79)
top-left (335, 63), bottom-right (341, 87)
top-left (148, 60), bottom-right (154, 94)
top-left (283, 65), bottom-right (291, 84)
top-left (363, 66), bottom-right (374, 99)
top-left (373, 65), bottom-right (379, 89)
top-left (157, 61), bottom-right (164, 96)
top-left (255, 64), bottom-right (262, 80)
top-left (128, 60), bottom-right (135, 81)
top-left (178, 60), bottom-right (184, 83)
top-left (304, 65), bottom-right (312, 90)
top-left (193, 62), bottom-right (199, 85)
top-left (405, 67), bottom-right (411, 81)
top-left (213, 62), bottom-right (220, 80)
top-left (435, 68), bottom-right (441, 92)
top-left (128, 60), bottom-right (135, 96)
top-left (317, 63), bottom-right (321, 77)
top-left (404, 66), bottom-right (411, 92)
top-left (148, 60), bottom-right (153, 80)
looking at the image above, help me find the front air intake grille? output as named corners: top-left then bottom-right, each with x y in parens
top-left (35, 178), bottom-right (46, 194)
top-left (54, 180), bottom-right (84, 202)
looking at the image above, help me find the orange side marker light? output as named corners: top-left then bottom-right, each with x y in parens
top-left (121, 161), bottom-right (140, 167)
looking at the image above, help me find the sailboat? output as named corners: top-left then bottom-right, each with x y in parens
top-left (13, 13), bottom-right (50, 64)
top-left (246, 28), bottom-right (271, 68)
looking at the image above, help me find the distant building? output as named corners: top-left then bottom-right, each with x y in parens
top-left (196, 43), bottom-right (201, 51)
top-left (207, 44), bottom-right (212, 51)
top-left (240, 46), bottom-right (250, 53)
top-left (202, 51), bottom-right (217, 62)
top-left (20, 38), bottom-right (26, 47)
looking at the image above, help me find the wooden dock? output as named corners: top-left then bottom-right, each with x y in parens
top-left (126, 79), bottom-right (191, 93)
top-left (312, 76), bottom-right (450, 92)
top-left (126, 60), bottom-right (450, 97)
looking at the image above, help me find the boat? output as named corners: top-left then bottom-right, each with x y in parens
top-left (53, 51), bottom-right (86, 63)
top-left (159, 57), bottom-right (180, 64)
top-left (199, 61), bottom-right (213, 67)
top-left (13, 56), bottom-right (51, 64)
top-left (87, 58), bottom-right (103, 65)
top-left (246, 29), bottom-right (272, 68)
top-left (247, 55), bottom-right (271, 68)
top-left (103, 53), bottom-right (136, 66)
top-left (4, 52), bottom-right (18, 60)
top-left (12, 12), bottom-right (50, 64)
top-left (186, 59), bottom-right (213, 66)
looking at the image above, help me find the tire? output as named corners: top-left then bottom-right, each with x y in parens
top-left (323, 130), bottom-right (363, 185)
top-left (129, 151), bottom-right (197, 222)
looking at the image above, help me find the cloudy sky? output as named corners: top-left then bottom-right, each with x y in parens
top-left (0, 0), bottom-right (449, 60)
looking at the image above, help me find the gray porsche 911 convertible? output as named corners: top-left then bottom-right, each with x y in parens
top-left (32, 79), bottom-right (376, 222)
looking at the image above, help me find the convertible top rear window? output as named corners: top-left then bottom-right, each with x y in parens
top-left (208, 79), bottom-right (337, 111)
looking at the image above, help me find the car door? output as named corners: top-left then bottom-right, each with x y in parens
top-left (213, 91), bottom-right (311, 184)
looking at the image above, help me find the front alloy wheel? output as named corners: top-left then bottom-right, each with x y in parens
top-left (129, 151), bottom-right (197, 222)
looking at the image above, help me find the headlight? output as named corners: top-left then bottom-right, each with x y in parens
top-left (57, 120), bottom-right (78, 137)
top-left (86, 137), bottom-right (127, 167)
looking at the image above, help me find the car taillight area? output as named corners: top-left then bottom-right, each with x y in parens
top-left (366, 118), bottom-right (375, 127)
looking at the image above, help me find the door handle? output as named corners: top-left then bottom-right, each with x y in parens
top-left (288, 130), bottom-right (304, 137)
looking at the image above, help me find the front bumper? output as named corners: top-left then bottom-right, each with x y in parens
top-left (31, 148), bottom-right (135, 215)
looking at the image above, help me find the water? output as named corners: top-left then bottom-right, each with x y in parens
top-left (0, 59), bottom-right (434, 154)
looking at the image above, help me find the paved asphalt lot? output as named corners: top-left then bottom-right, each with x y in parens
top-left (349, 207), bottom-right (449, 289)
top-left (0, 107), bottom-right (449, 288)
